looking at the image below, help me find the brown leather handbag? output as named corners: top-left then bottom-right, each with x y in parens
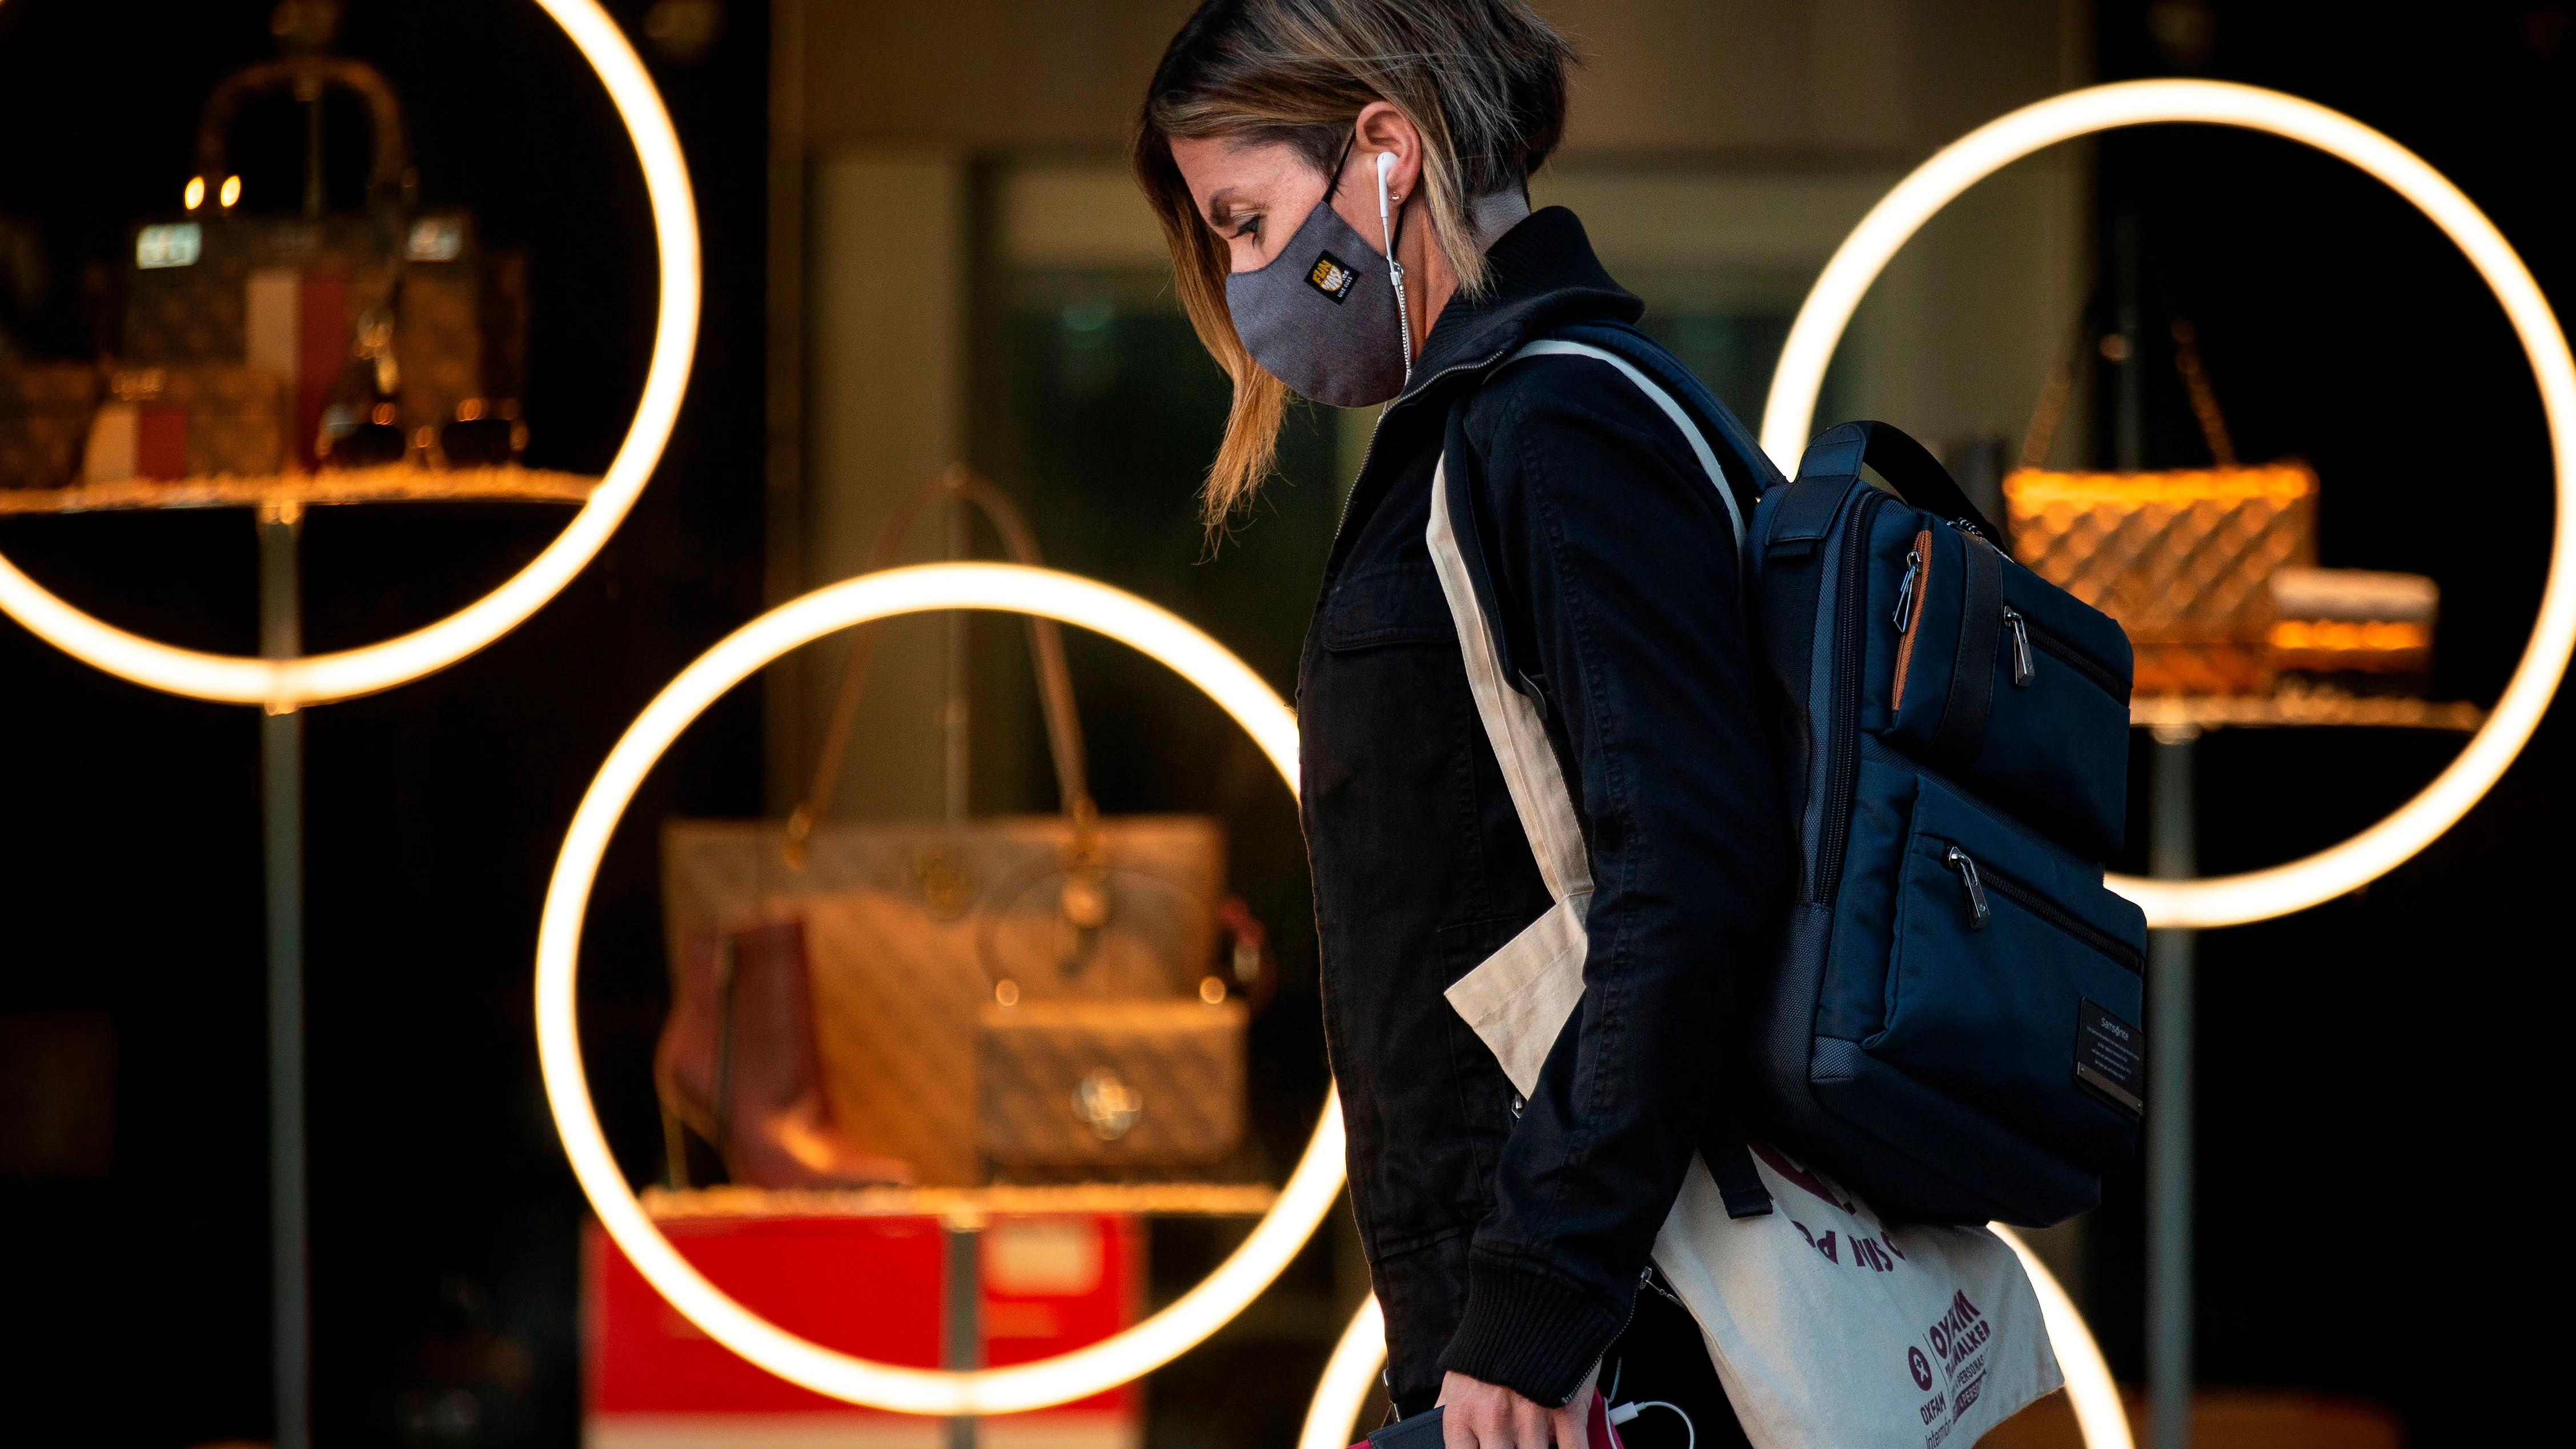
top-left (660, 469), bottom-right (1258, 1186)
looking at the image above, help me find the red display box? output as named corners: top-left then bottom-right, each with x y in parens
top-left (585, 1213), bottom-right (1142, 1449)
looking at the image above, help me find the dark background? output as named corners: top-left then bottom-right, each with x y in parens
top-left (0, 1), bottom-right (771, 1443)
top-left (0, 1), bottom-right (2569, 1446)
top-left (2077, 7), bottom-right (2575, 1444)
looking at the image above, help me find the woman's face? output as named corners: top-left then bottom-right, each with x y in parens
top-left (1167, 135), bottom-right (1348, 275)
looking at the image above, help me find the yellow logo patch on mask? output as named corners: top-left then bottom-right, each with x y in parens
top-left (1306, 251), bottom-right (1357, 303)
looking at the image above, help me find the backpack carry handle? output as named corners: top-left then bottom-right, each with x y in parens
top-left (1796, 421), bottom-right (2003, 547)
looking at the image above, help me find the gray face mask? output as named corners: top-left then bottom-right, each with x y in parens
top-left (1225, 178), bottom-right (1410, 408)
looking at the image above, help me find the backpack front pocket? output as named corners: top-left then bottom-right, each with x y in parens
top-left (1868, 774), bottom-right (2147, 1172)
top-left (1877, 523), bottom-right (2133, 860)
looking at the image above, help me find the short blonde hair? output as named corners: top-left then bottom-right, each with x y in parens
top-left (1134, 0), bottom-right (1576, 529)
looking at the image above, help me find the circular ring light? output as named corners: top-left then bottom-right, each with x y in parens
top-left (1759, 79), bottom-right (2576, 929)
top-left (0, 0), bottom-right (697, 708)
top-left (1298, 1236), bottom-right (2132, 1449)
top-left (1993, 1227), bottom-right (2133, 1449)
top-left (537, 562), bottom-right (1342, 1414)
top-left (1298, 1295), bottom-right (1389, 1449)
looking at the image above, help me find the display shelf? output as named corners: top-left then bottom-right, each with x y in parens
top-left (0, 464), bottom-right (599, 515)
top-left (2130, 688), bottom-right (2483, 733)
top-left (643, 1181), bottom-right (1281, 1223)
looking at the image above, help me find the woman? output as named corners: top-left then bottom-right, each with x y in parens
top-left (1135, 4), bottom-right (1787, 1446)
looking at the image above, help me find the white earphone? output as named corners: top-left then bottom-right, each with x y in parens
top-left (1375, 150), bottom-right (1414, 384)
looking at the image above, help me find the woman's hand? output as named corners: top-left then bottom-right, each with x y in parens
top-left (1437, 1364), bottom-right (1598, 1449)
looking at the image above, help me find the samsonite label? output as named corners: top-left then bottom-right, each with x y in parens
top-left (2074, 998), bottom-right (2145, 1117)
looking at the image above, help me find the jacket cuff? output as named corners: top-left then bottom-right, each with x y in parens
top-left (1437, 1253), bottom-right (1628, 1406)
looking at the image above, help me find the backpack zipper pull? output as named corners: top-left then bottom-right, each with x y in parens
top-left (1891, 543), bottom-right (1923, 633)
top-left (2003, 606), bottom-right (2035, 687)
top-left (1943, 845), bottom-right (1991, 929)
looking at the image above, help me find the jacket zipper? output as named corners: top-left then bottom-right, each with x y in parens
top-left (1814, 491), bottom-right (1880, 903)
top-left (1940, 844), bottom-right (2144, 973)
top-left (1889, 529), bottom-right (1930, 710)
top-left (1326, 345), bottom-right (1517, 550)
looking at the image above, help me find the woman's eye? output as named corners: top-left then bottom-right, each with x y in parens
top-left (1232, 216), bottom-right (1261, 241)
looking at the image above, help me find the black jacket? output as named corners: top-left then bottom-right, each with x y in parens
top-left (1298, 208), bottom-right (1788, 1412)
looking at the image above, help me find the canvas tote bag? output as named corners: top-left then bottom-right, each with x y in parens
top-left (1423, 343), bottom-right (2061, 1449)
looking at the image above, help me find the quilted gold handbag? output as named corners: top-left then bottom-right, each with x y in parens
top-left (661, 469), bottom-right (1253, 1186)
top-left (2002, 320), bottom-right (2317, 696)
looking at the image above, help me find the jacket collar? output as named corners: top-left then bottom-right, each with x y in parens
top-left (1390, 206), bottom-right (1644, 415)
top-left (1316, 208), bottom-right (1643, 586)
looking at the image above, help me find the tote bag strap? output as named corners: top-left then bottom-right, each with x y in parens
top-left (1510, 339), bottom-right (1749, 549)
top-left (1430, 341), bottom-right (1774, 1217)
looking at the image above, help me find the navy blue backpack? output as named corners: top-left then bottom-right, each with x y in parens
top-left (1500, 323), bottom-right (2147, 1227)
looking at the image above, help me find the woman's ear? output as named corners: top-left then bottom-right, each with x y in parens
top-left (1353, 101), bottom-right (1423, 201)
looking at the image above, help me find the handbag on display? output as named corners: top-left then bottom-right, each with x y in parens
top-left (2001, 319), bottom-right (2315, 696)
top-left (2264, 565), bottom-right (2439, 693)
top-left (0, 363), bottom-right (100, 489)
top-left (660, 469), bottom-right (1260, 1188)
top-left (118, 24), bottom-right (528, 476)
top-left (653, 918), bottom-right (915, 1189)
top-left (81, 364), bottom-right (287, 481)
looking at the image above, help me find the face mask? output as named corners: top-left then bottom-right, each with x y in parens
top-left (1224, 150), bottom-right (1412, 408)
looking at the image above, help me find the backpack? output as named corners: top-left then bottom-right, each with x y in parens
top-left (1455, 322), bottom-right (2144, 1227)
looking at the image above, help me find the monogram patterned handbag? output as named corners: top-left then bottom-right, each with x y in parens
top-left (0, 363), bottom-right (100, 489)
top-left (122, 20), bottom-right (528, 473)
top-left (660, 469), bottom-right (1256, 1186)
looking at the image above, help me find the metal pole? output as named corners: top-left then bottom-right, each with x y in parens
top-left (944, 492), bottom-right (968, 825)
top-left (2146, 727), bottom-right (2196, 1449)
top-left (944, 1215), bottom-right (984, 1449)
top-left (260, 504), bottom-right (310, 1449)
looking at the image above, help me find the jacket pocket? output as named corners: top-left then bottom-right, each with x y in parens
top-left (1321, 564), bottom-right (1455, 652)
top-left (1868, 773), bottom-right (2146, 1171)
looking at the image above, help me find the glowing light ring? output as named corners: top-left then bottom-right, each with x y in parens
top-left (1994, 1227), bottom-right (2133, 1449)
top-left (1299, 1237), bottom-right (2132, 1449)
top-left (0, 0), bottom-right (698, 707)
top-left (537, 563), bottom-right (1341, 1415)
top-left (1760, 80), bottom-right (2576, 929)
top-left (1298, 1296), bottom-right (1387, 1449)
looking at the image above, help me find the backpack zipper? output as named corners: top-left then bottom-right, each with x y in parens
top-left (1889, 529), bottom-right (1931, 710)
top-left (1814, 491), bottom-right (1881, 903)
top-left (1892, 540), bottom-right (1923, 635)
top-left (1940, 843), bottom-right (2144, 973)
top-left (2001, 607), bottom-right (2035, 687)
top-left (1941, 845), bottom-right (1991, 928)
top-left (1325, 343), bottom-right (1517, 550)
top-left (2014, 611), bottom-right (2126, 699)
